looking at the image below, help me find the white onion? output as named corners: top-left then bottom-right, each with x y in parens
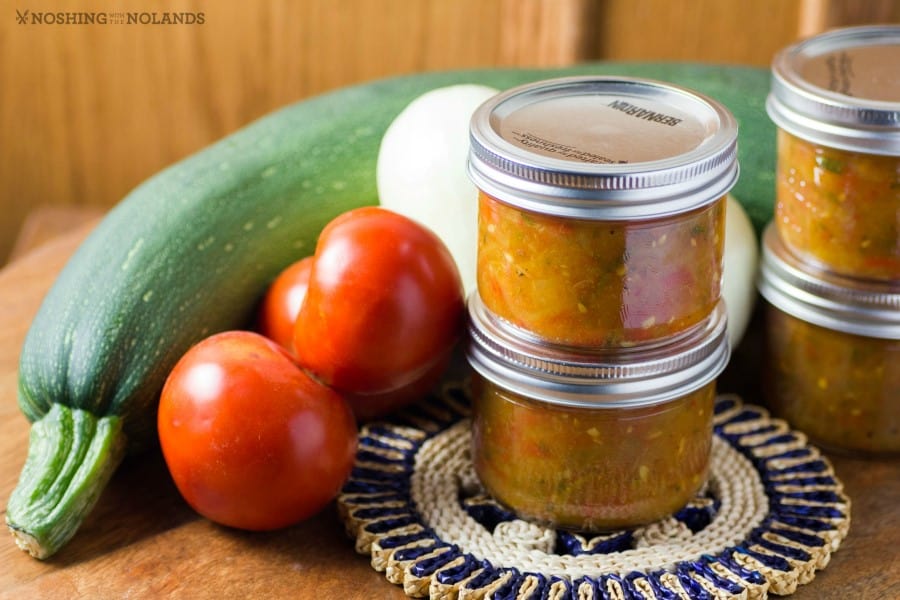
top-left (722, 194), bottom-right (759, 348)
top-left (377, 84), bottom-right (499, 295)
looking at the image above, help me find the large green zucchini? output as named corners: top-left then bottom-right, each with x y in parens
top-left (6, 63), bottom-right (775, 559)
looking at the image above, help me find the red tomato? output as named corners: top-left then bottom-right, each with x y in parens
top-left (257, 256), bottom-right (313, 352)
top-left (293, 207), bottom-right (464, 420)
top-left (338, 356), bottom-right (452, 422)
top-left (157, 331), bottom-right (357, 531)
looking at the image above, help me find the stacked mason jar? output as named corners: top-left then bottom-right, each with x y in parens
top-left (760, 26), bottom-right (900, 457)
top-left (463, 76), bottom-right (739, 531)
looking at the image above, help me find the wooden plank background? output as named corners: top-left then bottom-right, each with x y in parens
top-left (2, 0), bottom-right (898, 263)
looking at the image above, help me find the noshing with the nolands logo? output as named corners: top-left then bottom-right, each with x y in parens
top-left (15, 10), bottom-right (206, 25)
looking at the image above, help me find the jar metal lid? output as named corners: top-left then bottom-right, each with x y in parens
top-left (467, 76), bottom-right (739, 220)
top-left (767, 25), bottom-right (900, 155)
top-left (465, 293), bottom-right (730, 409)
top-left (757, 224), bottom-right (900, 339)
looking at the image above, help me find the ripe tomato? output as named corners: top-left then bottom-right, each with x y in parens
top-left (157, 331), bottom-right (357, 531)
top-left (257, 256), bottom-right (313, 352)
top-left (293, 207), bottom-right (465, 420)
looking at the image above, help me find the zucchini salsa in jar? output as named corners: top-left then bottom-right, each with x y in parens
top-left (468, 76), bottom-right (738, 347)
top-left (767, 25), bottom-right (900, 280)
top-left (465, 293), bottom-right (730, 531)
top-left (758, 225), bottom-right (900, 456)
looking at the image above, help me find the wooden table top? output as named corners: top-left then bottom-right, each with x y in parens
top-left (1, 223), bottom-right (898, 599)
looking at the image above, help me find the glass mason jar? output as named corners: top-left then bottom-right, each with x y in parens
top-left (758, 225), bottom-right (900, 456)
top-left (468, 76), bottom-right (738, 347)
top-left (465, 292), bottom-right (730, 531)
top-left (767, 25), bottom-right (900, 281)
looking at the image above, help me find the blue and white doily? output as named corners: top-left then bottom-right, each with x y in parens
top-left (338, 382), bottom-right (850, 599)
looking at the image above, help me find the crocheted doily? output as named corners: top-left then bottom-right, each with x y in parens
top-left (338, 382), bottom-right (851, 599)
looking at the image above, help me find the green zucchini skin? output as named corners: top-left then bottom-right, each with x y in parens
top-left (9, 63), bottom-right (775, 558)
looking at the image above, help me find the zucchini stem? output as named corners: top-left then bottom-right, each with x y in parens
top-left (5, 403), bottom-right (126, 559)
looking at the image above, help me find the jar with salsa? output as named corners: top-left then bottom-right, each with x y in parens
top-left (465, 293), bottom-right (730, 531)
top-left (758, 225), bottom-right (900, 456)
top-left (767, 25), bottom-right (900, 281)
top-left (468, 76), bottom-right (738, 347)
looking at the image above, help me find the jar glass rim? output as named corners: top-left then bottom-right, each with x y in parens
top-left (757, 225), bottom-right (900, 339)
top-left (465, 293), bottom-right (730, 408)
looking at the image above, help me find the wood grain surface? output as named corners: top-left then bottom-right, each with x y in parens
top-left (0, 0), bottom-right (592, 264)
top-left (1, 224), bottom-right (898, 599)
top-left (5, 0), bottom-right (899, 263)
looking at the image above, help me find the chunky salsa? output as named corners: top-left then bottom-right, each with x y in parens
top-left (764, 306), bottom-right (900, 456)
top-left (477, 192), bottom-right (725, 347)
top-left (775, 130), bottom-right (900, 280)
top-left (470, 376), bottom-right (715, 531)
